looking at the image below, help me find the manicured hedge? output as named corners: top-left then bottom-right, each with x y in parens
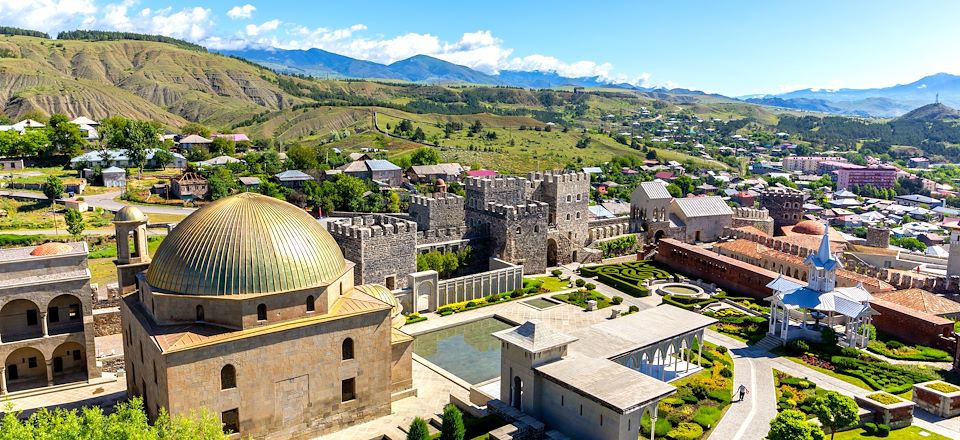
top-left (831, 356), bottom-right (936, 394)
top-left (580, 260), bottom-right (673, 297)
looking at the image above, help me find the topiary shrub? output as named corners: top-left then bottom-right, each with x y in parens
top-left (485, 293), bottom-right (500, 303)
top-left (876, 424), bottom-right (890, 437)
top-left (692, 405), bottom-right (722, 429)
top-left (465, 301), bottom-right (477, 308)
top-left (666, 422), bottom-right (703, 440)
top-left (584, 283), bottom-right (596, 290)
top-left (575, 278), bottom-right (586, 287)
top-left (840, 346), bottom-right (860, 358)
top-left (641, 412), bottom-right (672, 437)
top-left (551, 269), bottom-right (563, 277)
top-left (863, 422), bottom-right (877, 435)
top-left (611, 296), bottom-right (623, 305)
top-left (628, 305), bottom-right (639, 313)
top-left (510, 289), bottom-right (523, 298)
top-left (719, 367), bottom-right (733, 378)
top-left (886, 340), bottom-right (905, 350)
top-left (716, 346), bottom-right (728, 354)
top-left (786, 339), bottom-right (810, 355)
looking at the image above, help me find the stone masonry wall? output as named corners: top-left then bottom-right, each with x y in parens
top-left (408, 193), bottom-right (465, 231)
top-left (474, 202), bottom-right (549, 274)
top-left (328, 215), bottom-right (418, 289)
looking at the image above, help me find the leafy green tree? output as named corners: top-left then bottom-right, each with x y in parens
top-left (891, 236), bottom-right (926, 252)
top-left (43, 175), bottom-right (65, 202)
top-left (410, 147), bottom-right (440, 166)
top-left (0, 130), bottom-right (16, 156)
top-left (64, 208), bottom-right (85, 238)
top-left (395, 119), bottom-right (414, 135)
top-left (126, 120), bottom-right (161, 179)
top-left (406, 417), bottom-right (430, 440)
top-left (46, 113), bottom-right (85, 158)
top-left (205, 168), bottom-right (237, 200)
top-left (810, 392), bottom-right (859, 440)
top-left (666, 183), bottom-right (682, 198)
top-left (152, 149), bottom-right (176, 169)
top-left (411, 127), bottom-right (427, 142)
top-left (180, 122), bottom-right (211, 138)
top-left (0, 397), bottom-right (227, 439)
top-left (469, 119), bottom-right (483, 134)
top-left (767, 409), bottom-right (825, 440)
top-left (442, 252), bottom-right (460, 277)
top-left (672, 175), bottom-right (696, 196)
top-left (100, 116), bottom-right (131, 151)
top-left (387, 191), bottom-right (401, 213)
top-left (440, 404), bottom-right (465, 440)
top-left (287, 144), bottom-right (319, 170)
top-left (259, 180), bottom-right (286, 200)
top-left (210, 137), bottom-right (236, 156)
top-left (14, 129), bottom-right (49, 157)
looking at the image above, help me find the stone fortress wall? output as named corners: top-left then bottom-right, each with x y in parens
top-left (327, 215), bottom-right (418, 289)
top-left (731, 206), bottom-right (775, 235)
top-left (758, 187), bottom-right (806, 232)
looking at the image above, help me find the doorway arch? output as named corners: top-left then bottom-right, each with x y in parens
top-left (511, 376), bottom-right (523, 410)
top-left (547, 238), bottom-right (558, 267)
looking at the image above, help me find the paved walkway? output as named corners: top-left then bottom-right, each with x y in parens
top-left (2, 189), bottom-right (196, 215)
top-left (705, 330), bottom-right (959, 439)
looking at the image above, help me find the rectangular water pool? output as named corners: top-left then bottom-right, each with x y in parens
top-left (524, 297), bottom-right (560, 310)
top-left (413, 317), bottom-right (513, 385)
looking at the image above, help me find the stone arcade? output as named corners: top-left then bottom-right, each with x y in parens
top-left (118, 193), bottom-right (413, 439)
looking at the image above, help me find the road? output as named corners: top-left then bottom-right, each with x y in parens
top-left (2, 188), bottom-right (196, 215)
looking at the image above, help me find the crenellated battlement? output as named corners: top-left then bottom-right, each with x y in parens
top-left (759, 187), bottom-right (805, 199)
top-left (528, 169), bottom-right (590, 184)
top-left (416, 225), bottom-right (471, 241)
top-left (480, 201), bottom-right (549, 219)
top-left (409, 192), bottom-right (464, 207)
top-left (327, 214), bottom-right (418, 239)
top-left (733, 207), bottom-right (770, 220)
top-left (465, 175), bottom-right (530, 189)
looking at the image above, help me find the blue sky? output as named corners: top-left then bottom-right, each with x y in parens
top-left (4, 0), bottom-right (960, 95)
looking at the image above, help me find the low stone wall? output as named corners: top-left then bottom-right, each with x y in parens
top-left (93, 309), bottom-right (122, 337)
top-left (913, 381), bottom-right (960, 418)
top-left (435, 260), bottom-right (523, 307)
top-left (855, 394), bottom-right (915, 429)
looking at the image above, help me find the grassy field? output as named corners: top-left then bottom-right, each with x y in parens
top-left (0, 198), bottom-right (114, 231)
top-left (374, 109), bottom-right (729, 173)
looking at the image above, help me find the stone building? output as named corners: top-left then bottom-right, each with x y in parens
top-left (866, 227), bottom-right (891, 249)
top-left (472, 202), bottom-right (549, 274)
top-left (408, 193), bottom-right (465, 232)
top-left (758, 186), bottom-right (806, 233)
top-left (327, 215), bottom-right (418, 290)
top-left (491, 307), bottom-right (715, 440)
top-left (0, 241), bottom-right (100, 395)
top-left (529, 171), bottom-right (591, 266)
top-left (118, 194), bottom-right (413, 439)
top-left (630, 181), bottom-right (673, 242)
top-left (629, 181), bottom-right (743, 244)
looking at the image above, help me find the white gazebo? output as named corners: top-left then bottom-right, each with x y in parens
top-left (765, 224), bottom-right (876, 348)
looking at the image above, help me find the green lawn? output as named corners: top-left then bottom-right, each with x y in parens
top-left (552, 290), bottom-right (611, 309)
top-left (782, 355), bottom-right (873, 391)
top-left (526, 275), bottom-right (568, 293)
top-left (833, 426), bottom-right (951, 440)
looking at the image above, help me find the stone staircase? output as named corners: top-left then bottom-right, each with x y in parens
top-left (753, 334), bottom-right (784, 351)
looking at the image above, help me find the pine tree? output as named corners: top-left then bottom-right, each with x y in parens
top-left (406, 417), bottom-right (430, 440)
top-left (439, 405), bottom-right (465, 440)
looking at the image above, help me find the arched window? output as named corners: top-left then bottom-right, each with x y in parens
top-left (342, 338), bottom-right (354, 360)
top-left (196, 305), bottom-right (204, 322)
top-left (220, 364), bottom-right (236, 390)
top-left (306, 295), bottom-right (315, 312)
top-left (257, 304), bottom-right (267, 321)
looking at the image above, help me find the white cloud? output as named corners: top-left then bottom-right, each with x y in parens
top-left (94, 1), bottom-right (214, 41)
top-left (244, 19), bottom-right (279, 37)
top-left (226, 4), bottom-right (255, 20)
top-left (0, 0), bottom-right (97, 34)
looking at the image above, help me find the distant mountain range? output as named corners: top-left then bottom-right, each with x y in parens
top-left (744, 73), bottom-right (960, 117)
top-left (219, 47), bottom-right (638, 89)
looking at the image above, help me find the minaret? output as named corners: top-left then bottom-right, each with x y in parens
top-left (804, 223), bottom-right (838, 292)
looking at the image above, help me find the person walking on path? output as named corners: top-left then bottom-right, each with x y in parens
top-left (737, 384), bottom-right (749, 402)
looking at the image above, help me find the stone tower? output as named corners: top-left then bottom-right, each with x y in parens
top-left (408, 193), bottom-right (465, 232)
top-left (947, 224), bottom-right (960, 279)
top-left (327, 215), bottom-right (417, 290)
top-left (758, 186), bottom-right (806, 234)
top-left (865, 227), bottom-right (891, 249)
top-left (112, 205), bottom-right (151, 293)
top-left (529, 170), bottom-right (590, 247)
top-left (472, 201), bottom-right (549, 274)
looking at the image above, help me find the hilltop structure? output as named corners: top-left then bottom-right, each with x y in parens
top-left (117, 194), bottom-right (413, 438)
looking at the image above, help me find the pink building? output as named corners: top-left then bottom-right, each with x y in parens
top-left (831, 163), bottom-right (898, 189)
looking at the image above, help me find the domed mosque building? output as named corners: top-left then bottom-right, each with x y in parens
top-left (117, 193), bottom-right (413, 438)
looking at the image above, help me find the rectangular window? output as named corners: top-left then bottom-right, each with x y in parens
top-left (73, 350), bottom-right (81, 361)
top-left (26, 309), bottom-right (38, 326)
top-left (221, 409), bottom-right (240, 434)
top-left (341, 378), bottom-right (356, 402)
top-left (28, 357), bottom-right (37, 368)
top-left (48, 307), bottom-right (60, 323)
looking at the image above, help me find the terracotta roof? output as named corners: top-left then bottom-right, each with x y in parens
top-left (30, 242), bottom-right (74, 256)
top-left (734, 225), bottom-right (771, 237)
top-left (875, 289), bottom-right (960, 316)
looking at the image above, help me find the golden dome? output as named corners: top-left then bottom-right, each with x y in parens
top-left (354, 284), bottom-right (404, 328)
top-left (146, 193), bottom-right (347, 296)
top-left (31, 242), bottom-right (74, 256)
top-left (113, 205), bottom-right (147, 223)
